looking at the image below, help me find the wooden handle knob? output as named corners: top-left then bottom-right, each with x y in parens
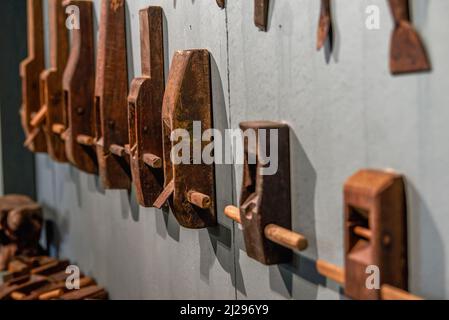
top-left (225, 206), bottom-right (308, 252)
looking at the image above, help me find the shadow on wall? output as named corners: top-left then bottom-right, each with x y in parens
top-left (407, 181), bottom-right (445, 299)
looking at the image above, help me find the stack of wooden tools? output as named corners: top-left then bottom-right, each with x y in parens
top-left (0, 256), bottom-right (108, 300)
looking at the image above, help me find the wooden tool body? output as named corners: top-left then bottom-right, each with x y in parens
top-left (316, 0), bottom-right (332, 51)
top-left (128, 6), bottom-right (165, 206)
top-left (95, 0), bottom-right (130, 189)
top-left (38, 0), bottom-right (69, 162)
top-left (224, 122), bottom-right (307, 264)
top-left (62, 0), bottom-right (97, 174)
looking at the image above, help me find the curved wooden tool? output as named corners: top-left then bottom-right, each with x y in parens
top-left (95, 0), bottom-right (130, 189)
top-left (62, 0), bottom-right (97, 174)
top-left (316, 0), bottom-right (332, 51)
top-left (224, 122), bottom-right (307, 264)
top-left (38, 0), bottom-right (69, 162)
top-left (128, 6), bottom-right (165, 206)
top-left (155, 50), bottom-right (216, 229)
top-left (345, 169), bottom-right (407, 300)
top-left (216, 0), bottom-right (225, 9)
top-left (20, 0), bottom-right (47, 153)
top-left (316, 169), bottom-right (414, 300)
top-left (254, 0), bottom-right (269, 31)
top-left (388, 0), bottom-right (431, 74)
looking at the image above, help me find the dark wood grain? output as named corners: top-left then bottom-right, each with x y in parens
top-left (95, 0), bottom-right (131, 189)
top-left (388, 0), bottom-right (431, 74)
top-left (20, 0), bottom-right (47, 153)
top-left (62, 0), bottom-right (98, 174)
top-left (128, 6), bottom-right (165, 207)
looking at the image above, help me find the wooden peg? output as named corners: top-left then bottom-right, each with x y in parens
top-left (316, 0), bottom-right (332, 51)
top-left (20, 0), bottom-right (47, 153)
top-left (95, 0), bottom-right (131, 189)
top-left (225, 206), bottom-right (308, 254)
top-left (39, 0), bottom-right (69, 162)
top-left (157, 49), bottom-right (216, 229)
top-left (62, 0), bottom-right (97, 174)
top-left (388, 0), bottom-right (431, 74)
top-left (254, 0), bottom-right (269, 31)
top-left (128, 6), bottom-right (165, 207)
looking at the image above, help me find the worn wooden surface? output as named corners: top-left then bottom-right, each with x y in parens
top-left (161, 50), bottom-right (216, 229)
top-left (95, 0), bottom-right (131, 189)
top-left (39, 0), bottom-right (68, 162)
top-left (128, 6), bottom-right (165, 207)
top-left (344, 169), bottom-right (407, 300)
top-left (20, 0), bottom-right (47, 153)
top-left (34, 0), bottom-right (449, 300)
top-left (62, 0), bottom-right (97, 174)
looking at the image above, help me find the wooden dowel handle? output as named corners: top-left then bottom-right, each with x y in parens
top-left (381, 284), bottom-right (423, 300)
top-left (30, 106), bottom-right (48, 127)
top-left (224, 206), bottom-right (308, 251)
top-left (316, 259), bottom-right (345, 285)
top-left (76, 134), bottom-right (95, 146)
top-left (23, 127), bottom-right (41, 147)
top-left (143, 153), bottom-right (162, 169)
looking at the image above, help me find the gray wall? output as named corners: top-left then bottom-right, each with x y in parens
top-left (36, 0), bottom-right (449, 300)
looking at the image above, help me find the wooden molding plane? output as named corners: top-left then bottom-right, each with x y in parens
top-left (216, 0), bottom-right (225, 9)
top-left (95, 0), bottom-right (131, 189)
top-left (254, 0), bottom-right (269, 31)
top-left (316, 0), bottom-right (332, 51)
top-left (224, 122), bottom-right (307, 265)
top-left (38, 0), bottom-right (69, 162)
top-left (388, 0), bottom-right (431, 74)
top-left (154, 49), bottom-right (216, 229)
top-left (128, 6), bottom-right (165, 206)
top-left (62, 0), bottom-right (98, 174)
top-left (20, 0), bottom-right (47, 153)
top-left (317, 169), bottom-right (422, 300)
